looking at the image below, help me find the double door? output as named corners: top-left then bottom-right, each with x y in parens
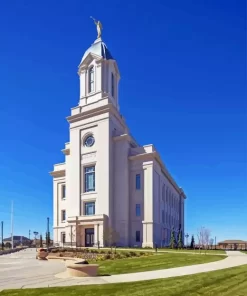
top-left (85, 228), bottom-right (94, 247)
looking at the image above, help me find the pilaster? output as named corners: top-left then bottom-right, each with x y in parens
top-left (142, 162), bottom-right (154, 248)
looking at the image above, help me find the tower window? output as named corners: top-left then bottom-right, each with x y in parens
top-left (61, 210), bottom-right (66, 222)
top-left (88, 67), bottom-right (94, 93)
top-left (136, 231), bottom-right (141, 242)
top-left (111, 73), bottom-right (114, 97)
top-left (61, 184), bottom-right (66, 199)
top-left (84, 166), bottom-right (95, 192)
top-left (136, 174), bottom-right (141, 190)
top-left (84, 202), bottom-right (95, 215)
top-left (136, 204), bottom-right (141, 216)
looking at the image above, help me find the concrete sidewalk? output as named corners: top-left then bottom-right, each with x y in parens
top-left (0, 249), bottom-right (246, 291)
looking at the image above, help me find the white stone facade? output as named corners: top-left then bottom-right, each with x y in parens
top-left (50, 37), bottom-right (186, 248)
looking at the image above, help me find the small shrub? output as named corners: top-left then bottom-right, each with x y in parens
top-left (114, 253), bottom-right (121, 259)
top-left (100, 250), bottom-right (106, 254)
top-left (105, 254), bottom-right (111, 260)
top-left (107, 250), bottom-right (112, 255)
top-left (130, 251), bottom-right (137, 257)
top-left (139, 251), bottom-right (145, 256)
top-left (98, 255), bottom-right (106, 261)
top-left (125, 252), bottom-right (131, 257)
top-left (119, 253), bottom-right (126, 259)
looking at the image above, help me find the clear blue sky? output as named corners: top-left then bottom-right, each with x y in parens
top-left (0, 1), bottom-right (246, 243)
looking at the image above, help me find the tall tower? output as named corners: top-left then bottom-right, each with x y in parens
top-left (78, 36), bottom-right (120, 112)
top-left (63, 21), bottom-right (129, 248)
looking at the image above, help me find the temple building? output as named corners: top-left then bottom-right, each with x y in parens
top-left (50, 25), bottom-right (186, 248)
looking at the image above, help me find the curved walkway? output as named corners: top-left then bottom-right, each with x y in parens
top-left (0, 249), bottom-right (247, 290)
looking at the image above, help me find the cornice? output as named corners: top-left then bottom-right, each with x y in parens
top-left (49, 170), bottom-right (66, 178)
top-left (154, 152), bottom-right (186, 199)
top-left (113, 134), bottom-right (131, 142)
top-left (78, 53), bottom-right (103, 74)
top-left (67, 103), bottom-right (125, 129)
top-left (129, 152), bottom-right (155, 161)
top-left (129, 150), bottom-right (186, 199)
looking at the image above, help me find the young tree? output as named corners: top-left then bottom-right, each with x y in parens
top-left (204, 229), bottom-right (211, 253)
top-left (39, 235), bottom-right (43, 248)
top-left (197, 227), bottom-right (211, 254)
top-left (169, 228), bottom-right (176, 249)
top-left (69, 225), bottom-right (76, 247)
top-left (209, 238), bottom-right (214, 249)
top-left (190, 235), bottom-right (195, 249)
top-left (103, 227), bottom-right (119, 251)
top-left (33, 231), bottom-right (39, 247)
top-left (178, 229), bottom-right (183, 249)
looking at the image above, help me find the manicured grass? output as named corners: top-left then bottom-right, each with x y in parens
top-left (163, 249), bottom-right (226, 255)
top-left (90, 247), bottom-right (226, 255)
top-left (2, 264), bottom-right (247, 296)
top-left (94, 253), bottom-right (224, 275)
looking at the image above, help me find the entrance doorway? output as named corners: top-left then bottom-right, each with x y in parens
top-left (85, 228), bottom-right (94, 247)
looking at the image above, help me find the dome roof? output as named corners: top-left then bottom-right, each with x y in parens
top-left (80, 38), bottom-right (114, 64)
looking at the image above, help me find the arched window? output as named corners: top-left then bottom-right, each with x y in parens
top-left (88, 67), bottom-right (94, 93)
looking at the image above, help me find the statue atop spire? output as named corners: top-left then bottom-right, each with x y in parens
top-left (90, 16), bottom-right (103, 39)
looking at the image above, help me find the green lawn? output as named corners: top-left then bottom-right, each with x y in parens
top-left (162, 249), bottom-right (226, 255)
top-left (2, 264), bottom-right (247, 296)
top-left (89, 247), bottom-right (226, 255)
top-left (94, 253), bottom-right (224, 275)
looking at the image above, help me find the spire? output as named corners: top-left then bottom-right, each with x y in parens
top-left (77, 19), bottom-right (120, 111)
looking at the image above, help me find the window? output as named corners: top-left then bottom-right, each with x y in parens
top-left (85, 202), bottom-right (95, 215)
top-left (88, 67), bottom-right (94, 93)
top-left (84, 166), bottom-right (95, 192)
top-left (136, 204), bottom-right (141, 216)
top-left (162, 210), bottom-right (165, 223)
top-left (136, 230), bottom-right (141, 242)
top-left (61, 185), bottom-right (66, 199)
top-left (111, 73), bottom-right (114, 97)
top-left (61, 232), bottom-right (66, 244)
top-left (84, 135), bottom-right (95, 147)
top-left (135, 174), bottom-right (141, 190)
top-left (162, 185), bottom-right (165, 201)
top-left (61, 210), bottom-right (66, 222)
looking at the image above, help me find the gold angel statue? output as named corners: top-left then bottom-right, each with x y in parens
top-left (90, 16), bottom-right (103, 39)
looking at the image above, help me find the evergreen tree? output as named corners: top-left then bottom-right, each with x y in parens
top-left (190, 235), bottom-right (195, 249)
top-left (45, 232), bottom-right (51, 247)
top-left (178, 230), bottom-right (183, 249)
top-left (170, 228), bottom-right (176, 249)
top-left (39, 234), bottom-right (43, 248)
